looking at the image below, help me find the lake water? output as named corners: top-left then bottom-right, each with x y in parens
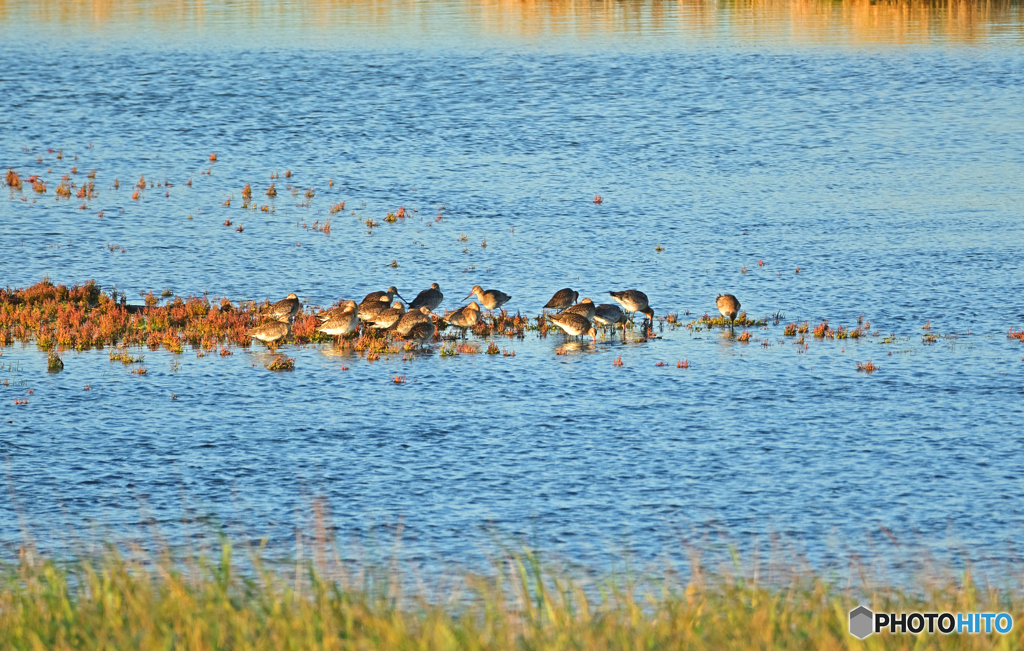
top-left (2, 0), bottom-right (1024, 580)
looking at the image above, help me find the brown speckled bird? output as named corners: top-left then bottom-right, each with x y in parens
top-left (358, 295), bottom-right (392, 322)
top-left (564, 298), bottom-right (595, 320)
top-left (360, 286), bottom-right (405, 306)
top-left (543, 288), bottom-right (578, 311)
top-left (318, 301), bottom-right (360, 341)
top-left (371, 301), bottom-right (407, 329)
top-left (594, 303), bottom-right (625, 327)
top-left (248, 318), bottom-right (291, 347)
top-left (444, 301), bottom-right (480, 338)
top-left (404, 321), bottom-right (436, 350)
top-left (408, 283), bottom-right (444, 311)
top-left (609, 290), bottom-right (654, 322)
top-left (269, 293), bottom-right (301, 321)
top-left (548, 312), bottom-right (596, 341)
top-left (716, 294), bottom-right (741, 331)
top-left (465, 285), bottom-right (511, 313)
top-left (318, 300), bottom-right (357, 323)
top-left (391, 306), bottom-right (434, 336)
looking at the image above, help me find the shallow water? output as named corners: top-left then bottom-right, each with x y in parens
top-left (2, 0), bottom-right (1024, 578)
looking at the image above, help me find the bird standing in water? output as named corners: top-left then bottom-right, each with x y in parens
top-left (444, 301), bottom-right (481, 338)
top-left (609, 290), bottom-right (654, 323)
top-left (548, 312), bottom-right (597, 342)
top-left (405, 321), bottom-right (436, 350)
top-left (543, 288), bottom-right (578, 311)
top-left (269, 293), bottom-right (301, 322)
top-left (318, 300), bottom-right (357, 323)
top-left (358, 295), bottom-right (392, 322)
top-left (248, 318), bottom-right (291, 348)
top-left (317, 302), bottom-right (360, 342)
top-left (465, 285), bottom-right (511, 313)
top-left (594, 303), bottom-right (627, 340)
top-left (564, 298), bottom-right (595, 320)
top-left (409, 283), bottom-right (444, 311)
top-left (716, 294), bottom-right (741, 332)
top-left (370, 301), bottom-right (406, 329)
top-left (391, 306), bottom-right (434, 336)
top-left (360, 286), bottom-right (405, 307)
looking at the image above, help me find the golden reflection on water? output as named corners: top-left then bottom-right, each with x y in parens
top-left (0, 0), bottom-right (1021, 46)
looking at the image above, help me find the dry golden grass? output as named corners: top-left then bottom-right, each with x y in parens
top-left (2, 537), bottom-right (1023, 650)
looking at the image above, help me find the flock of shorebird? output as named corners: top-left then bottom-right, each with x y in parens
top-left (246, 283), bottom-right (743, 348)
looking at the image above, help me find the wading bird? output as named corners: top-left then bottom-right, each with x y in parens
top-left (318, 300), bottom-right (357, 323)
top-left (409, 283), bottom-right (444, 311)
top-left (465, 285), bottom-right (511, 313)
top-left (716, 294), bottom-right (741, 332)
top-left (594, 303), bottom-right (627, 339)
top-left (543, 288), bottom-right (578, 311)
top-left (248, 318), bottom-right (291, 348)
top-left (358, 295), bottom-right (392, 322)
top-left (564, 298), bottom-right (595, 320)
top-left (269, 293), bottom-right (301, 321)
top-left (360, 286), bottom-right (405, 306)
top-left (405, 321), bottom-right (436, 350)
top-left (548, 312), bottom-right (597, 342)
top-left (391, 306), bottom-right (434, 336)
top-left (370, 301), bottom-right (406, 329)
top-left (317, 303), bottom-right (360, 342)
top-left (609, 290), bottom-right (654, 323)
top-left (444, 301), bottom-right (480, 338)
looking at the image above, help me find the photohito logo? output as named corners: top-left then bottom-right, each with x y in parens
top-left (849, 605), bottom-right (1013, 639)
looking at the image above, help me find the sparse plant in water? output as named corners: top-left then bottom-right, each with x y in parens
top-left (5, 169), bottom-right (23, 190)
top-left (857, 360), bottom-right (879, 373)
top-left (265, 355), bottom-right (294, 371)
top-left (47, 352), bottom-right (63, 372)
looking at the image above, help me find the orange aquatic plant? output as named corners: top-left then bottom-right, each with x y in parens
top-left (0, 278), bottom-right (336, 353)
top-left (856, 360), bottom-right (879, 373)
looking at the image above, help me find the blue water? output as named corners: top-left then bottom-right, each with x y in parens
top-left (2, 1), bottom-right (1024, 578)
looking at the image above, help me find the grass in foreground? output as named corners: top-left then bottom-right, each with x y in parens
top-left (2, 541), bottom-right (1023, 650)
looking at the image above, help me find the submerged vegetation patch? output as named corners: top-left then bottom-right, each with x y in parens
top-left (0, 278), bottom-right (333, 353)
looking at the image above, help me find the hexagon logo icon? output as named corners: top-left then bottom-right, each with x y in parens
top-left (849, 605), bottom-right (874, 639)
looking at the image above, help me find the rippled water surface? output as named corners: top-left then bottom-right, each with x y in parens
top-left (2, 0), bottom-right (1024, 577)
